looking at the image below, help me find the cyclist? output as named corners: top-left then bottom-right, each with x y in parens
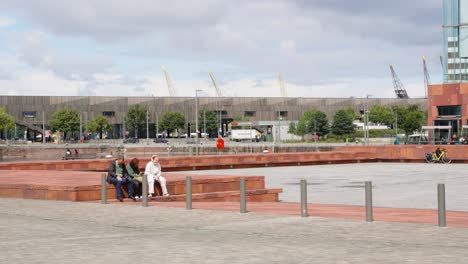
top-left (435, 147), bottom-right (442, 160)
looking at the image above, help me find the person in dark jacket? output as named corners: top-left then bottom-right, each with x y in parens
top-left (108, 155), bottom-right (136, 202)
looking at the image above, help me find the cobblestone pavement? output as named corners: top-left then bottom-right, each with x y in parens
top-left (1, 198), bottom-right (468, 264)
top-left (169, 163), bottom-right (468, 211)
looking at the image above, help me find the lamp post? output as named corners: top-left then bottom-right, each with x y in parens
top-left (146, 110), bottom-right (149, 140)
top-left (365, 94), bottom-right (372, 145)
top-left (195, 89), bottom-right (203, 155)
top-left (278, 111), bottom-right (282, 143)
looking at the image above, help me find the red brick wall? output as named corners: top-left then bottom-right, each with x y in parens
top-left (427, 83), bottom-right (468, 126)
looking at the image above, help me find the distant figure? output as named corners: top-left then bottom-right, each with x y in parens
top-left (435, 147), bottom-right (442, 159)
top-left (66, 148), bottom-right (71, 155)
top-left (74, 149), bottom-right (79, 155)
top-left (394, 137), bottom-right (400, 145)
top-left (441, 136), bottom-right (447, 144)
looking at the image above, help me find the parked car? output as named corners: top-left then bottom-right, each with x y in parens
top-left (405, 134), bottom-right (429, 144)
top-left (123, 137), bottom-right (139, 144)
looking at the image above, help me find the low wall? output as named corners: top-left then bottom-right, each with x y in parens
top-left (0, 151), bottom-right (374, 171)
top-left (336, 145), bottom-right (468, 161)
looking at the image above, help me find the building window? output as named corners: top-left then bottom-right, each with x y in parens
top-left (244, 111), bottom-right (256, 117)
top-left (23, 111), bottom-right (36, 118)
top-left (103, 111), bottom-right (115, 117)
top-left (437, 105), bottom-right (461, 116)
top-left (277, 111), bottom-right (288, 119)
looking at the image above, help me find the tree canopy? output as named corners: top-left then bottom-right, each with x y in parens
top-left (125, 105), bottom-right (147, 138)
top-left (88, 115), bottom-right (112, 139)
top-left (295, 109), bottom-right (329, 137)
top-left (368, 105), bottom-right (395, 126)
top-left (0, 107), bottom-right (15, 132)
top-left (49, 108), bottom-right (80, 139)
top-left (159, 111), bottom-right (185, 136)
top-left (199, 110), bottom-right (218, 137)
top-left (331, 109), bottom-right (355, 135)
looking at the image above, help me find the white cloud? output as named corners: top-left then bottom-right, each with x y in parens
top-left (0, 0), bottom-right (443, 98)
top-left (0, 17), bottom-right (14, 27)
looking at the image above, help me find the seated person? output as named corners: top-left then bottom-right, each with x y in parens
top-left (127, 158), bottom-right (143, 199)
top-left (107, 155), bottom-right (136, 202)
top-left (144, 155), bottom-right (170, 198)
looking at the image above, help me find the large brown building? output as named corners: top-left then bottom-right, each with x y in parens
top-left (1, 96), bottom-right (427, 140)
top-left (428, 83), bottom-right (468, 138)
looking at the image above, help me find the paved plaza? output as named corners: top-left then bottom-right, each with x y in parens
top-left (1, 198), bottom-right (468, 264)
top-left (169, 163), bottom-right (468, 211)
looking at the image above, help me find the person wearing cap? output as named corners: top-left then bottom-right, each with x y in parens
top-left (144, 155), bottom-right (170, 197)
top-left (107, 155), bottom-right (136, 202)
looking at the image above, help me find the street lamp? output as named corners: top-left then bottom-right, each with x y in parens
top-left (195, 89), bottom-right (203, 155)
top-left (278, 110), bottom-right (282, 143)
top-left (365, 94), bottom-right (372, 145)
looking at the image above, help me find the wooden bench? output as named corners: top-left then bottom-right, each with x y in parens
top-left (62, 153), bottom-right (97, 160)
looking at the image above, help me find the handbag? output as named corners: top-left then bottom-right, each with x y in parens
top-left (106, 174), bottom-right (112, 184)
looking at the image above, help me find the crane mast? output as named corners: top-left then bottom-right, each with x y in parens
top-left (278, 73), bottom-right (287, 97)
top-left (162, 66), bottom-right (176, 96)
top-left (389, 65), bottom-right (409, 99)
top-left (208, 71), bottom-right (224, 97)
top-left (423, 56), bottom-right (431, 98)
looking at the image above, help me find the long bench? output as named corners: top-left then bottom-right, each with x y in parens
top-left (62, 153), bottom-right (97, 160)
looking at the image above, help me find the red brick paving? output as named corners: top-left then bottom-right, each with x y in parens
top-left (99, 200), bottom-right (468, 228)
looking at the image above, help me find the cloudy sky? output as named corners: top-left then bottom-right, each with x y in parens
top-left (0, 0), bottom-right (442, 98)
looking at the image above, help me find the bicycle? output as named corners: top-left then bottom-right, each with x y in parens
top-left (425, 148), bottom-right (452, 164)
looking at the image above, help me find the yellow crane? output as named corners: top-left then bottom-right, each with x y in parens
top-left (162, 66), bottom-right (176, 96)
top-left (208, 71), bottom-right (224, 97)
top-left (278, 73), bottom-right (287, 97)
top-left (422, 56), bottom-right (431, 98)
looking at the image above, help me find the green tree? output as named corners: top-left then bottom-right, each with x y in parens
top-left (368, 105), bottom-right (394, 126)
top-left (343, 107), bottom-right (358, 121)
top-left (49, 108), bottom-right (80, 139)
top-left (125, 105), bottom-right (147, 138)
top-left (88, 115), bottom-right (112, 139)
top-left (295, 109), bottom-right (329, 137)
top-left (159, 111), bottom-right (185, 137)
top-left (288, 122), bottom-right (296, 134)
top-left (400, 107), bottom-right (424, 135)
top-left (331, 109), bottom-right (355, 135)
top-left (199, 110), bottom-right (218, 137)
top-left (389, 105), bottom-right (424, 135)
top-left (0, 107), bottom-right (15, 139)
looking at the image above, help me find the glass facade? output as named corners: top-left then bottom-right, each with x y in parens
top-left (444, 0), bottom-right (468, 82)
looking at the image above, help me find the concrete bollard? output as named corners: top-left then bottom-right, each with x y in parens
top-left (101, 174), bottom-right (107, 204)
top-left (300, 179), bottom-right (308, 217)
top-left (240, 178), bottom-right (247, 213)
top-left (365, 181), bottom-right (373, 222)
top-left (438, 184), bottom-right (446, 227)
top-left (142, 173), bottom-right (148, 207)
top-left (186, 176), bottom-right (192, 210)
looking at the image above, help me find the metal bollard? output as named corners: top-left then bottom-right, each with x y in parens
top-left (438, 184), bottom-right (446, 227)
top-left (142, 173), bottom-right (148, 207)
top-left (365, 181), bottom-right (373, 222)
top-left (101, 174), bottom-right (107, 204)
top-left (240, 178), bottom-right (247, 213)
top-left (186, 176), bottom-right (192, 210)
top-left (300, 179), bottom-right (308, 217)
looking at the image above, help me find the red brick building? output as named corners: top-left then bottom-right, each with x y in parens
top-left (428, 83), bottom-right (468, 139)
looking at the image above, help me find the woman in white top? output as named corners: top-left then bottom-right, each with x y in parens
top-left (144, 155), bottom-right (170, 197)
